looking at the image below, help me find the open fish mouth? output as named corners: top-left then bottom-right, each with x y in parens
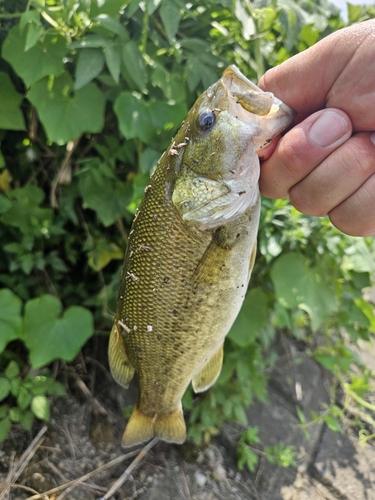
top-left (221, 65), bottom-right (295, 132)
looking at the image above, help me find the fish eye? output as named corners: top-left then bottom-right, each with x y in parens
top-left (197, 110), bottom-right (216, 131)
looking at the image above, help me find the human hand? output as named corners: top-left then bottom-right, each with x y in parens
top-left (258, 19), bottom-right (375, 236)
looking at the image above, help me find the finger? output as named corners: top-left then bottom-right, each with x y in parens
top-left (259, 109), bottom-right (352, 199)
top-left (289, 133), bottom-right (375, 217)
top-left (329, 171), bottom-right (375, 237)
top-left (258, 20), bottom-right (375, 130)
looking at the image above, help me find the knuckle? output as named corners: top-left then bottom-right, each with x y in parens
top-left (289, 182), bottom-right (327, 217)
top-left (329, 174), bottom-right (375, 236)
top-left (277, 138), bottom-right (307, 178)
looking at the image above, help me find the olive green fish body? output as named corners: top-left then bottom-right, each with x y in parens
top-left (109, 66), bottom-right (295, 447)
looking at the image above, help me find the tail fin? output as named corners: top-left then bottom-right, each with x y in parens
top-left (122, 404), bottom-right (186, 447)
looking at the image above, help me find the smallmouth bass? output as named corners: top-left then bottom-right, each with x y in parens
top-left (109, 65), bottom-right (295, 447)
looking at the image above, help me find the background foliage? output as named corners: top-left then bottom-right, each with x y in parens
top-left (1, 0), bottom-right (375, 468)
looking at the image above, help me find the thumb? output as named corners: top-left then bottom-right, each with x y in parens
top-left (259, 109), bottom-right (352, 199)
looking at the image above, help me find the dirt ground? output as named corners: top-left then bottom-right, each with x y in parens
top-left (1, 334), bottom-right (375, 500)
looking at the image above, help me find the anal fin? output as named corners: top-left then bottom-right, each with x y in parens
top-left (192, 343), bottom-right (224, 393)
top-left (122, 404), bottom-right (186, 448)
top-left (108, 321), bottom-right (135, 388)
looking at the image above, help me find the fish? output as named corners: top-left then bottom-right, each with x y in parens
top-left (108, 65), bottom-right (295, 447)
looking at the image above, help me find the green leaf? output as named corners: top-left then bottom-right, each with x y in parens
top-left (9, 407), bottom-right (21, 422)
top-left (25, 23), bottom-right (45, 52)
top-left (140, 148), bottom-right (161, 174)
top-left (88, 241), bottom-right (124, 271)
top-left (151, 65), bottom-right (186, 102)
top-left (19, 10), bottom-right (41, 34)
top-left (10, 377), bottom-right (20, 397)
top-left (23, 295), bottom-right (94, 367)
top-left (2, 27), bottom-right (67, 87)
top-left (0, 406), bottom-right (8, 419)
top-left (233, 404), bottom-right (248, 425)
top-left (160, 0), bottom-right (181, 43)
top-left (186, 54), bottom-right (204, 92)
top-left (18, 386), bottom-right (33, 410)
top-left (75, 48), bottom-right (105, 89)
top-left (228, 289), bottom-right (268, 347)
top-left (1, 185), bottom-right (52, 238)
top-left (28, 73), bottom-right (105, 144)
top-left (347, 3), bottom-right (362, 23)
top-left (342, 238), bottom-right (375, 274)
top-left (0, 194), bottom-right (12, 214)
top-left (324, 414), bottom-right (343, 433)
top-left (270, 253), bottom-right (337, 331)
top-left (0, 289), bottom-right (23, 353)
top-left (0, 73), bottom-right (26, 131)
top-left (104, 43), bottom-right (121, 83)
top-left (95, 14), bottom-right (129, 38)
top-left (78, 161), bottom-right (132, 226)
top-left (0, 416), bottom-right (12, 442)
top-left (234, 0), bottom-right (256, 40)
top-left (147, 0), bottom-right (162, 14)
top-left (31, 395), bottom-right (50, 421)
top-left (5, 361), bottom-right (20, 379)
top-left (114, 92), bottom-right (154, 143)
top-left (122, 41), bottom-right (146, 91)
top-left (19, 410), bottom-right (34, 431)
top-left (0, 378), bottom-right (10, 401)
top-left (90, 0), bottom-right (129, 17)
top-left (69, 35), bottom-right (108, 49)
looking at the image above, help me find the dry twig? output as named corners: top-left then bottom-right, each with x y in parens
top-left (100, 438), bottom-right (159, 500)
top-left (25, 451), bottom-right (139, 500)
top-left (0, 426), bottom-right (48, 500)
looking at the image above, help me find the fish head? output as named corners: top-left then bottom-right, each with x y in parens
top-left (172, 65), bottom-right (296, 230)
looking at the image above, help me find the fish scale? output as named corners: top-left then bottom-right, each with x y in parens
top-left (108, 65), bottom-right (296, 447)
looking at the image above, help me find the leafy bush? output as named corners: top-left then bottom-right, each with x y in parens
top-left (1, 0), bottom-right (375, 470)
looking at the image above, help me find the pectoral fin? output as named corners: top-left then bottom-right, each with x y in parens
top-left (192, 343), bottom-right (224, 393)
top-left (108, 321), bottom-right (135, 388)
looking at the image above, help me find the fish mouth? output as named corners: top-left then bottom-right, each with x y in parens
top-left (220, 65), bottom-right (295, 134)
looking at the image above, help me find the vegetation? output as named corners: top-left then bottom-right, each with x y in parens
top-left (1, 0), bottom-right (375, 471)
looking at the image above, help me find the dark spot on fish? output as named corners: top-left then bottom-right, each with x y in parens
top-left (157, 334), bottom-right (162, 341)
top-left (193, 159), bottom-right (200, 164)
top-left (236, 233), bottom-right (241, 238)
top-left (241, 284), bottom-right (244, 287)
top-left (164, 276), bottom-right (170, 283)
top-left (238, 191), bottom-right (246, 196)
top-left (136, 347), bottom-right (142, 353)
top-left (173, 309), bottom-right (178, 316)
top-left (230, 170), bottom-right (235, 174)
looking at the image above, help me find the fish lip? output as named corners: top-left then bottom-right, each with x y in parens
top-left (220, 65), bottom-right (295, 124)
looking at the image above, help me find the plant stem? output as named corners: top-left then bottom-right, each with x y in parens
top-left (141, 8), bottom-right (149, 55)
